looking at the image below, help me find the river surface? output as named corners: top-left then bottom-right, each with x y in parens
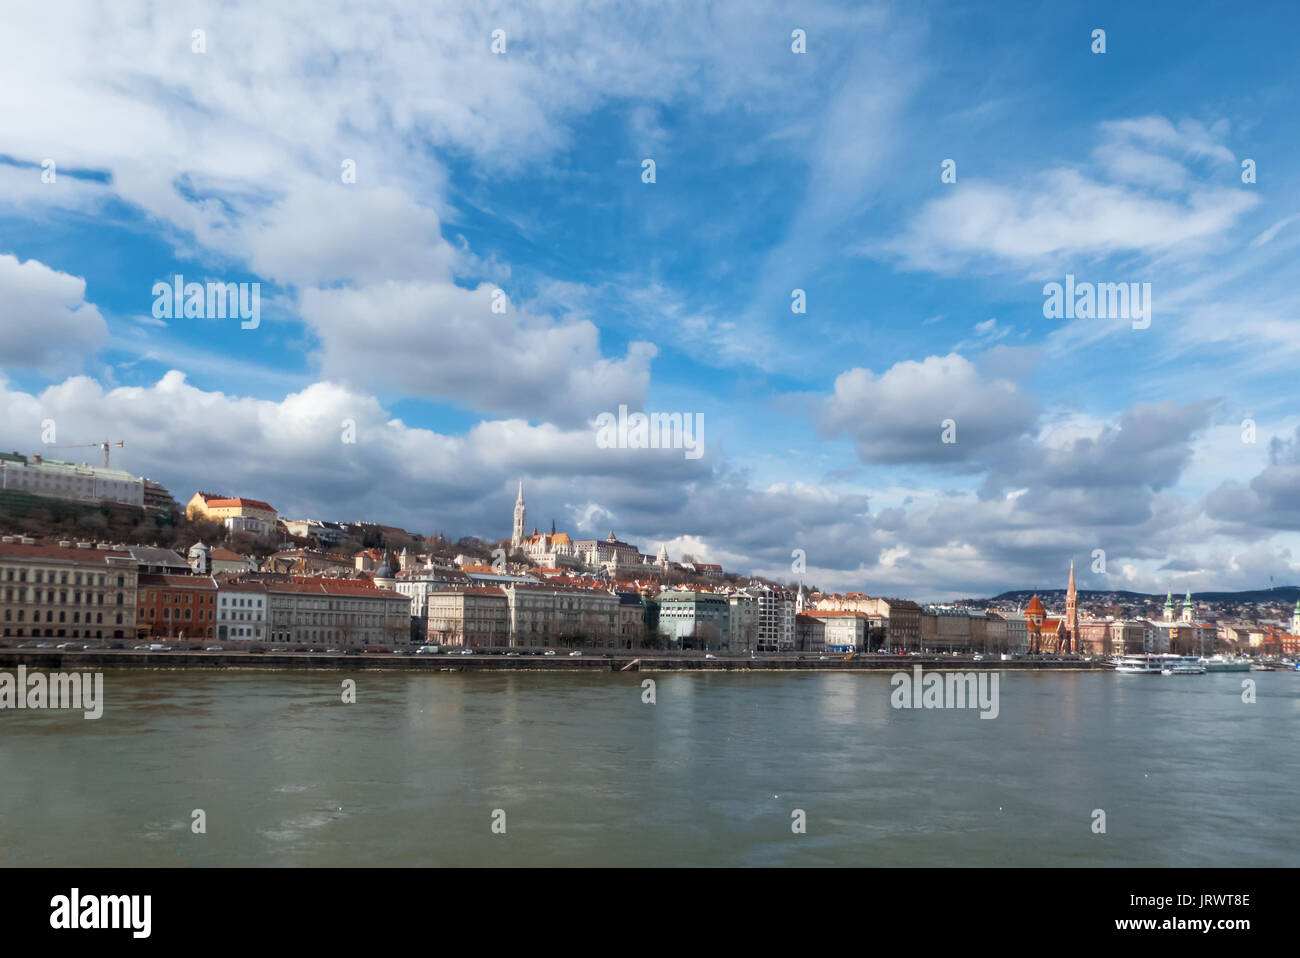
top-left (1, 669), bottom-right (1296, 866)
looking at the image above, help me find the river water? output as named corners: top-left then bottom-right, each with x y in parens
top-left (1, 669), bottom-right (1296, 866)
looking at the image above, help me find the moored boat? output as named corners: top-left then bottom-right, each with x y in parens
top-left (1199, 654), bottom-right (1253, 673)
top-left (1113, 653), bottom-right (1205, 675)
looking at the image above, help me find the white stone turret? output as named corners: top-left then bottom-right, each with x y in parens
top-left (512, 480), bottom-right (526, 550)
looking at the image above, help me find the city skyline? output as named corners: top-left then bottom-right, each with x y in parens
top-left (2, 1), bottom-right (1299, 602)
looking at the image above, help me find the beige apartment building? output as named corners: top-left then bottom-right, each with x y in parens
top-left (426, 587), bottom-right (509, 648)
top-left (0, 537), bottom-right (138, 641)
top-left (264, 577), bottom-right (410, 647)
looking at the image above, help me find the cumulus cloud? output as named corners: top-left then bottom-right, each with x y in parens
top-left (819, 353), bottom-right (1036, 465)
top-left (0, 254), bottom-right (109, 375)
top-left (1205, 427), bottom-right (1300, 531)
top-left (300, 280), bottom-right (657, 424)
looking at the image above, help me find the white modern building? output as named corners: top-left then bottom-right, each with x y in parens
top-left (216, 580), bottom-right (269, 642)
top-left (0, 452), bottom-right (145, 507)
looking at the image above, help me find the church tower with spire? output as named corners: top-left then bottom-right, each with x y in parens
top-left (1065, 560), bottom-right (1078, 653)
top-left (511, 481), bottom-right (526, 550)
top-left (1164, 590), bottom-right (1174, 622)
top-left (1292, 599), bottom-right (1300, 635)
top-left (1182, 587), bottom-right (1194, 624)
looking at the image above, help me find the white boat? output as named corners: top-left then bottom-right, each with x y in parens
top-left (1114, 654), bottom-right (1205, 675)
top-left (1114, 654), bottom-right (1162, 674)
top-left (1199, 655), bottom-right (1253, 673)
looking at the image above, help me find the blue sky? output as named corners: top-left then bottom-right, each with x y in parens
top-left (2, 0), bottom-right (1298, 599)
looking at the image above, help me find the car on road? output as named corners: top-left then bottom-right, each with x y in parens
top-left (506, 651), bottom-right (519, 656)
top-left (705, 654), bottom-right (716, 659)
top-left (415, 645), bottom-right (440, 654)
top-left (345, 648), bottom-right (361, 655)
top-left (248, 646), bottom-right (266, 654)
top-left (36, 643), bottom-right (54, 649)
top-left (205, 646), bottom-right (223, 651)
top-left (326, 648), bottom-right (343, 654)
top-left (544, 649), bottom-right (556, 656)
top-left (569, 650), bottom-right (582, 656)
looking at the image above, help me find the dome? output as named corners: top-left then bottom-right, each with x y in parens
top-left (374, 549), bottom-right (397, 579)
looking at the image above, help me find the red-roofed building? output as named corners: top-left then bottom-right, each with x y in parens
top-left (186, 492), bottom-right (278, 535)
top-left (137, 573), bottom-right (218, 640)
top-left (264, 576), bottom-right (411, 647)
top-left (0, 537), bottom-right (138, 642)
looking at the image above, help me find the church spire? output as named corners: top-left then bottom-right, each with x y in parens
top-left (1065, 559), bottom-right (1078, 653)
top-left (511, 479), bottom-right (527, 550)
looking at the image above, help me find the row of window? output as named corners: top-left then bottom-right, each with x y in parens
top-left (3, 608), bottom-right (124, 624)
top-left (3, 568), bottom-right (127, 587)
top-left (141, 591), bottom-right (213, 604)
top-left (141, 607), bottom-right (212, 621)
top-left (4, 589), bottom-right (125, 605)
top-left (1, 628), bottom-right (127, 639)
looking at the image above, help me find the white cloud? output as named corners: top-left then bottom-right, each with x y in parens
top-left (0, 254), bottom-right (108, 375)
top-left (819, 354), bottom-right (1036, 465)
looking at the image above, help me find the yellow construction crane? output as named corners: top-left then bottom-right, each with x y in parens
top-left (48, 440), bottom-right (124, 469)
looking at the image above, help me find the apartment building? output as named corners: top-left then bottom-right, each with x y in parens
top-left (795, 613), bottom-right (826, 653)
top-left (265, 578), bottom-right (411, 647)
top-left (136, 573), bottom-right (218, 640)
top-left (657, 590), bottom-right (731, 649)
top-left (750, 585), bottom-right (795, 652)
top-left (0, 537), bottom-right (138, 641)
top-left (426, 587), bottom-right (509, 648)
top-left (728, 592), bottom-right (759, 651)
top-left (500, 582), bottom-right (620, 649)
top-left (805, 610), bottom-right (871, 651)
top-left (215, 578), bottom-right (269, 642)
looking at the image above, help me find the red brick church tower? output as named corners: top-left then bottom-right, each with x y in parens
top-left (1065, 560), bottom-right (1078, 653)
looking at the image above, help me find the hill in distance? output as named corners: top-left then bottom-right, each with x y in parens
top-left (990, 586), bottom-right (1300, 605)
